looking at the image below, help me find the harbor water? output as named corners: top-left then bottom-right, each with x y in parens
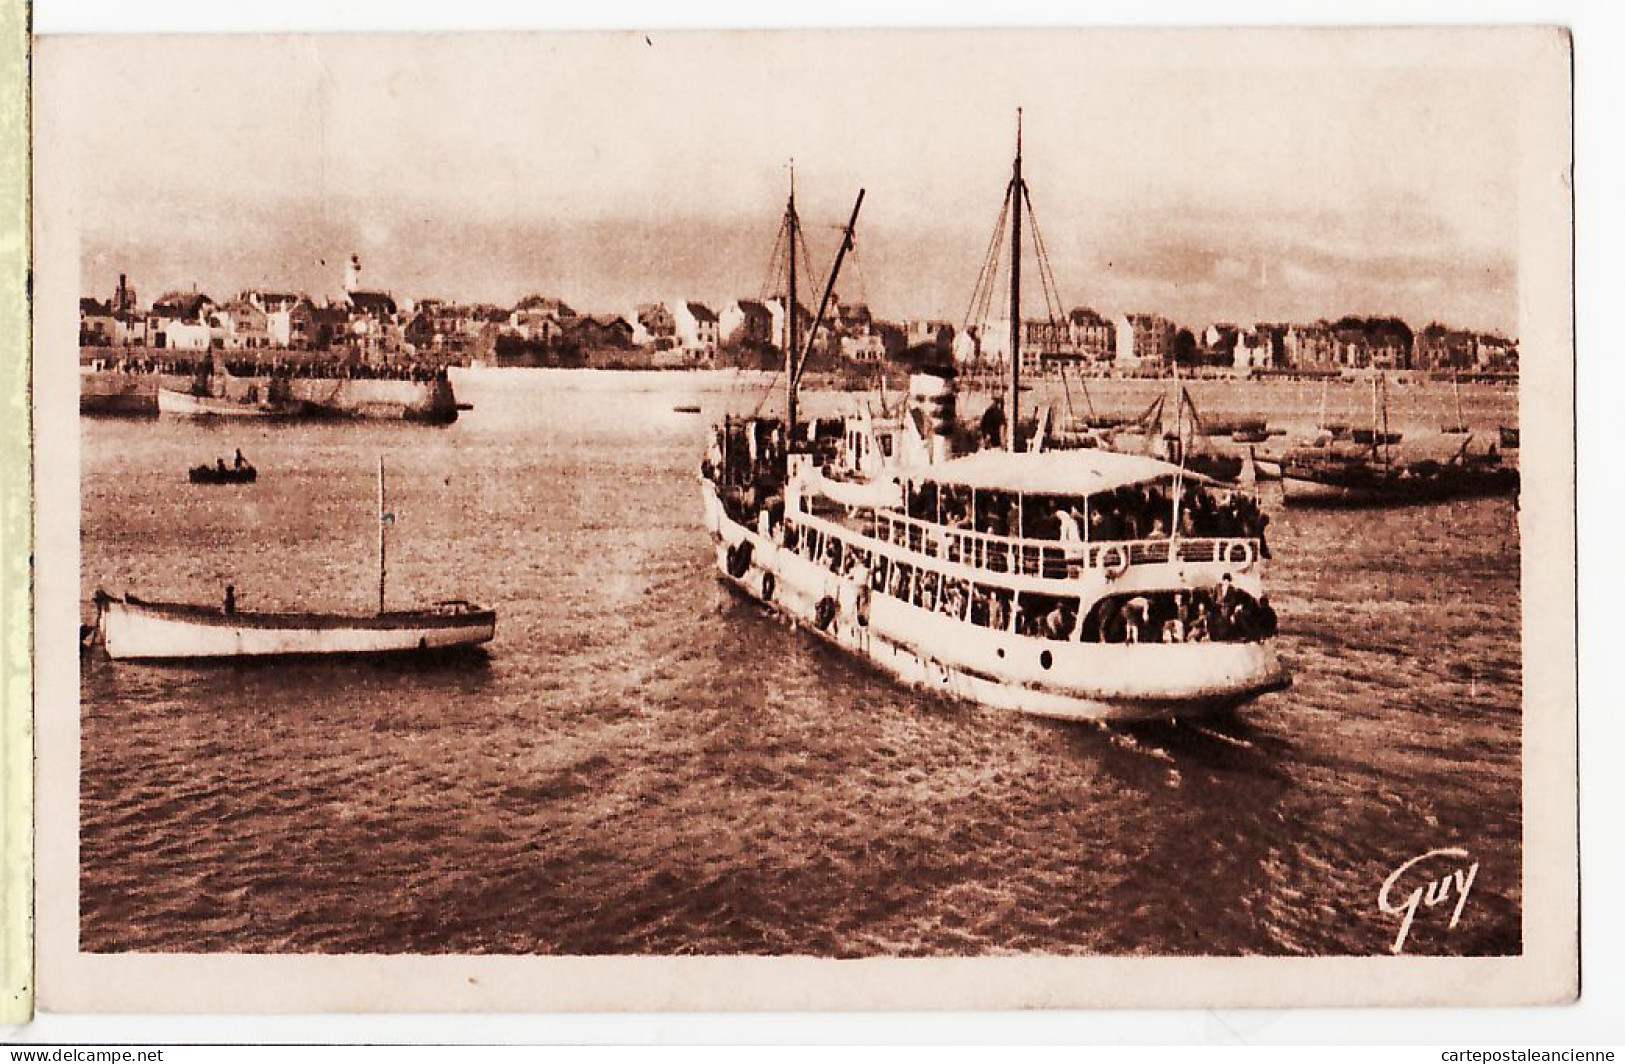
top-left (79, 368), bottom-right (1522, 956)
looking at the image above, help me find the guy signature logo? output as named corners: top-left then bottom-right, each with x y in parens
top-left (1378, 846), bottom-right (1479, 954)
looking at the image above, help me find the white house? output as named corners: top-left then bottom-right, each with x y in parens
top-left (158, 319), bottom-right (212, 351)
top-left (841, 333), bottom-right (886, 362)
top-left (1232, 326), bottom-right (1276, 371)
top-left (671, 301), bottom-right (720, 359)
top-left (266, 309), bottom-right (293, 348)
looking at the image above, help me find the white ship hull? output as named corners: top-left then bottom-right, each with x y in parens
top-left (702, 483), bottom-right (1289, 723)
top-left (98, 595), bottom-right (495, 661)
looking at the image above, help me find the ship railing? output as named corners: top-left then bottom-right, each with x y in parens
top-left (863, 510), bottom-right (1257, 580)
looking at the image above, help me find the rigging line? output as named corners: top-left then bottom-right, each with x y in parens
top-left (963, 190), bottom-right (1011, 338)
top-left (1058, 359), bottom-right (1077, 427)
top-left (981, 196), bottom-right (1011, 329)
top-left (844, 236), bottom-right (869, 307)
top-left (791, 211), bottom-right (821, 311)
top-left (751, 365), bottom-right (785, 418)
top-left (1080, 369), bottom-right (1099, 421)
top-left (1019, 184), bottom-right (1067, 393)
top-left (760, 214), bottom-right (790, 304)
top-left (1021, 182), bottom-right (1068, 333)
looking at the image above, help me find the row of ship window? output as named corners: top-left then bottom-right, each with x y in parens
top-left (784, 520), bottom-right (1275, 644)
top-left (904, 479), bottom-right (1271, 548)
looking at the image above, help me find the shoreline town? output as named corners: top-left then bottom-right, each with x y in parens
top-left (79, 250), bottom-right (1520, 420)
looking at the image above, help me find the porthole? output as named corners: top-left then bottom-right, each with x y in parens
top-left (1039, 650), bottom-right (1053, 670)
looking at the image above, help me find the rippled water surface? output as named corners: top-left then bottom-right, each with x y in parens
top-left (80, 369), bottom-right (1522, 956)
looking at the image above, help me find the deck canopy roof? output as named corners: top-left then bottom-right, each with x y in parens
top-left (907, 448), bottom-right (1219, 497)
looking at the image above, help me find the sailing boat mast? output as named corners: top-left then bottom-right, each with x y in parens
top-left (1369, 375), bottom-right (1379, 459)
top-left (1380, 373), bottom-right (1392, 472)
top-left (376, 456), bottom-right (387, 615)
top-left (1007, 109), bottom-right (1024, 454)
top-left (785, 162), bottom-right (801, 435)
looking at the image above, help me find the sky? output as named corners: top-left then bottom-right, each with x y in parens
top-left (42, 28), bottom-right (1539, 334)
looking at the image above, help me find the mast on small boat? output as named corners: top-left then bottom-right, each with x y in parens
top-left (1369, 375), bottom-right (1380, 461)
top-left (1170, 355), bottom-right (1187, 537)
top-left (376, 456), bottom-right (387, 615)
top-left (1007, 109), bottom-right (1024, 454)
top-left (1380, 373), bottom-right (1392, 472)
top-left (1444, 370), bottom-right (1468, 433)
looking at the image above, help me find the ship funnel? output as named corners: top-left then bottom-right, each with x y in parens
top-left (893, 341), bottom-right (958, 464)
top-left (907, 366), bottom-right (957, 464)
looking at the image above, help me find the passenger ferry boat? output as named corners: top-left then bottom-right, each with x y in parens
top-left (699, 122), bottom-right (1290, 722)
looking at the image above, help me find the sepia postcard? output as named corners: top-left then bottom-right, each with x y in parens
top-left (19, 25), bottom-right (1576, 1015)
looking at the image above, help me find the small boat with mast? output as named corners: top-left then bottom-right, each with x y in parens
top-left (1441, 371), bottom-right (1469, 435)
top-left (94, 457), bottom-right (495, 661)
top-left (700, 117), bottom-right (1289, 722)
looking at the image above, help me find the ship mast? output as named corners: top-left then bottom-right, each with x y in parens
top-left (785, 163), bottom-right (801, 434)
top-left (1007, 109), bottom-right (1024, 453)
top-left (795, 191), bottom-right (867, 391)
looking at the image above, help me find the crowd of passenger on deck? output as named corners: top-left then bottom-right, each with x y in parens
top-left (783, 521), bottom-right (1276, 644)
top-left (903, 478), bottom-right (1269, 554)
top-left (705, 417), bottom-right (786, 490)
top-left (704, 418), bottom-right (788, 524)
top-left (704, 416), bottom-right (854, 528)
top-left (86, 354), bottom-right (451, 382)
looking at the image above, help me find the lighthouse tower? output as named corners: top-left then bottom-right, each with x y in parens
top-left (344, 254), bottom-right (361, 296)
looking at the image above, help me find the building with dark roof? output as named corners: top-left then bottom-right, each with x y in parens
top-left (514, 295), bottom-right (576, 318)
top-left (720, 299), bottom-right (775, 349)
top-left (347, 291), bottom-right (398, 318)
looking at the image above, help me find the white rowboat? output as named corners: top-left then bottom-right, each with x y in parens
top-left (96, 594), bottom-right (495, 661)
top-left (95, 456), bottom-right (496, 662)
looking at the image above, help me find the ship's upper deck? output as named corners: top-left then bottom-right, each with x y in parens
top-left (901, 447), bottom-right (1220, 497)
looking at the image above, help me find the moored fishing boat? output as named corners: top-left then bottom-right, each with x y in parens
top-left (1351, 427), bottom-right (1403, 447)
top-left (699, 119), bottom-right (1290, 722)
top-left (1281, 377), bottom-right (1518, 507)
top-left (1280, 451), bottom-right (1519, 508)
top-left (96, 457), bottom-right (495, 661)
